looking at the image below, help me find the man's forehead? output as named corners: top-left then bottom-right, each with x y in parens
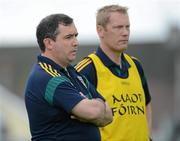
top-left (58, 23), bottom-right (76, 30)
top-left (58, 23), bottom-right (78, 35)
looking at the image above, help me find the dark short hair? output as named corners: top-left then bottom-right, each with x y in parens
top-left (36, 14), bottom-right (73, 52)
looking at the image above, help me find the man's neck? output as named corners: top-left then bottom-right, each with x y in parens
top-left (41, 52), bottom-right (68, 69)
top-left (100, 46), bottom-right (122, 67)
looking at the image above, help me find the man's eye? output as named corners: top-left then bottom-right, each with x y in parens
top-left (65, 35), bottom-right (73, 39)
top-left (75, 33), bottom-right (78, 37)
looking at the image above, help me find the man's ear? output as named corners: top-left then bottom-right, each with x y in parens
top-left (43, 38), bottom-right (54, 50)
top-left (96, 25), bottom-right (104, 38)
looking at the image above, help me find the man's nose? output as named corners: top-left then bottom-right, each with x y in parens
top-left (73, 37), bottom-right (79, 46)
top-left (122, 27), bottom-right (129, 36)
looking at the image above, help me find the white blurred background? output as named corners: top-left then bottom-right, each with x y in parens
top-left (0, 0), bottom-right (180, 140)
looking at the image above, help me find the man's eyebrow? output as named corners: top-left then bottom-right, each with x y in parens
top-left (65, 33), bottom-right (78, 37)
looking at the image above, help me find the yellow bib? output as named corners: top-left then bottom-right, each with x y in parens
top-left (89, 53), bottom-right (149, 141)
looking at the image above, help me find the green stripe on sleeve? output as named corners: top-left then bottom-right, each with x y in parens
top-left (82, 76), bottom-right (93, 99)
top-left (45, 76), bottom-right (71, 105)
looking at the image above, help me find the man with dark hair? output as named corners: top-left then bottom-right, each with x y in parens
top-left (24, 13), bottom-right (112, 141)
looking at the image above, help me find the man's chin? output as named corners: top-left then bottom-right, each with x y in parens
top-left (69, 57), bottom-right (76, 63)
top-left (117, 45), bottom-right (128, 52)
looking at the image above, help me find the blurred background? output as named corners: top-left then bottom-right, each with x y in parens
top-left (0, 0), bottom-right (180, 140)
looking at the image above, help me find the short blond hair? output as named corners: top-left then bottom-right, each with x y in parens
top-left (96, 5), bottom-right (128, 27)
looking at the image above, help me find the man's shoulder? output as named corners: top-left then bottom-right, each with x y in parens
top-left (38, 62), bottom-right (61, 77)
top-left (27, 64), bottom-right (51, 84)
top-left (123, 53), bottom-right (144, 75)
top-left (123, 53), bottom-right (143, 67)
top-left (124, 53), bottom-right (140, 62)
top-left (75, 57), bottom-right (94, 73)
top-left (28, 62), bottom-right (63, 87)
